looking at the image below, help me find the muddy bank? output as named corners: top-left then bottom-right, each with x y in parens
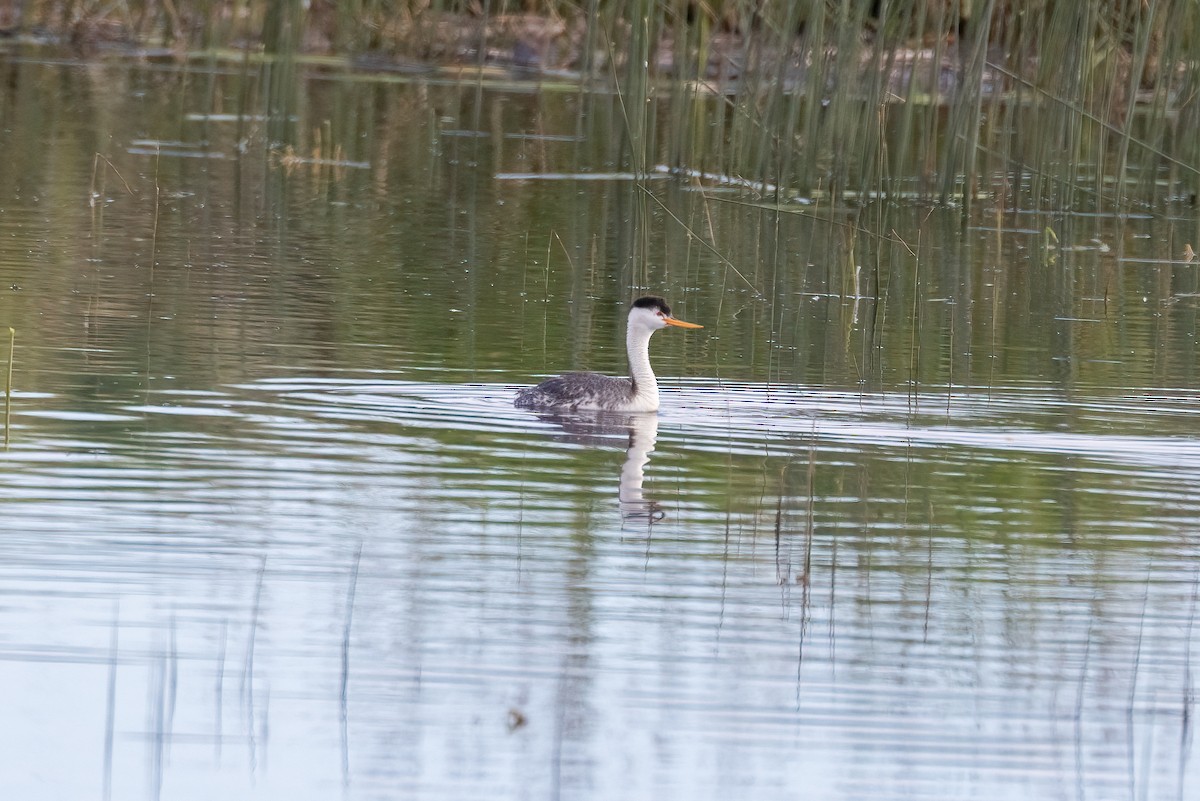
top-left (0, 2), bottom-right (1175, 118)
top-left (0, 4), bottom-right (1003, 104)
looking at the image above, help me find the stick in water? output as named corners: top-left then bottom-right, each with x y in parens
top-left (5, 327), bottom-right (12, 447)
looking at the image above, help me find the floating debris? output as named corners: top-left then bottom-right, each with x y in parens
top-left (495, 171), bottom-right (670, 181)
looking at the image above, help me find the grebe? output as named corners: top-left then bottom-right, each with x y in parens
top-left (514, 296), bottom-right (703, 412)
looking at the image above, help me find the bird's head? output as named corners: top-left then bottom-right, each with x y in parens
top-left (629, 296), bottom-right (703, 332)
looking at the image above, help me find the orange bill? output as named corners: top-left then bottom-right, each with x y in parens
top-left (664, 316), bottom-right (703, 329)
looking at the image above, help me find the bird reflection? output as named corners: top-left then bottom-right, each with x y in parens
top-left (530, 411), bottom-right (663, 525)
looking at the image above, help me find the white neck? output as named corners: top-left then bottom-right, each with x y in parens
top-left (627, 323), bottom-right (659, 410)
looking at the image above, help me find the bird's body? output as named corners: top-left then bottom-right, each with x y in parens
top-left (515, 296), bottom-right (702, 413)
top-left (515, 371), bottom-right (649, 412)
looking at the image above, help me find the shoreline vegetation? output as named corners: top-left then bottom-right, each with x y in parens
top-left (3, 1), bottom-right (1199, 211)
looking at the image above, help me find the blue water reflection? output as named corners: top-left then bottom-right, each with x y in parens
top-left (0, 377), bottom-right (1196, 800)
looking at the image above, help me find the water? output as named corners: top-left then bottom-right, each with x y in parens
top-left (2, 51), bottom-right (1200, 801)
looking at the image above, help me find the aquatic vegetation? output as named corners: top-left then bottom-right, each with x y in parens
top-left (3, 2), bottom-right (1196, 214)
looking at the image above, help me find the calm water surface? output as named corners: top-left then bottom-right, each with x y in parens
top-left (2, 51), bottom-right (1200, 801)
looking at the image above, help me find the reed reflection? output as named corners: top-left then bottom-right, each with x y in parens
top-left (530, 411), bottom-right (663, 525)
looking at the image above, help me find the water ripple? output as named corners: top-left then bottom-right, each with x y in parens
top-left (0, 375), bottom-right (1196, 801)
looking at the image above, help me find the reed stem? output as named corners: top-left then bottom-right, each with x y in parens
top-left (5, 327), bottom-right (13, 448)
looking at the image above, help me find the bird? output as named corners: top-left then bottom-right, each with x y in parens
top-left (514, 296), bottom-right (703, 412)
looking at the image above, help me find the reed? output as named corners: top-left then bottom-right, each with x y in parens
top-left (13, 1), bottom-right (1200, 213)
top-left (5, 327), bottom-right (13, 448)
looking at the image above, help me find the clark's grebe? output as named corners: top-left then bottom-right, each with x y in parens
top-left (514, 296), bottom-right (703, 412)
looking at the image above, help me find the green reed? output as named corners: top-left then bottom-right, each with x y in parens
top-left (14, 0), bottom-right (1200, 215)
